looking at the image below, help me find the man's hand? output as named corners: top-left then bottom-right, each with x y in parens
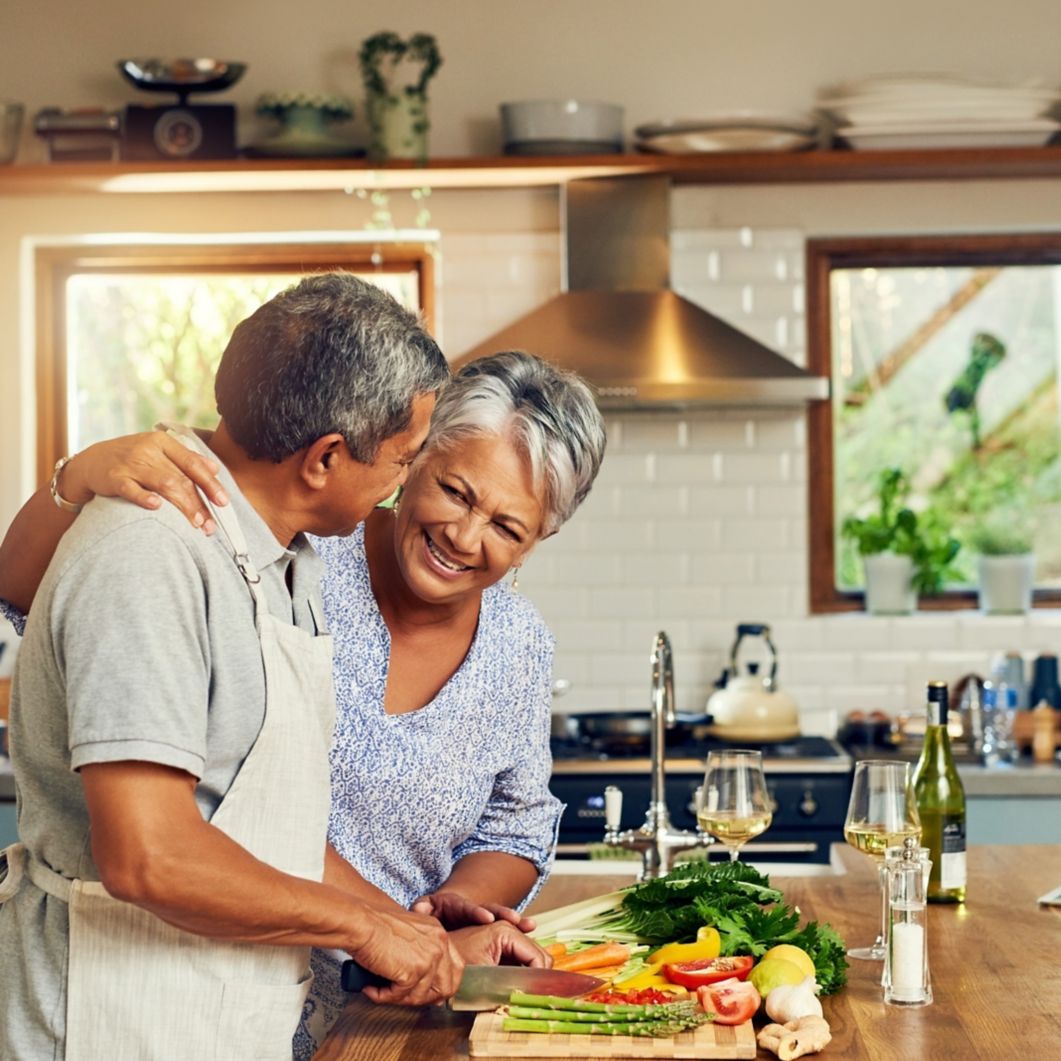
top-left (448, 922), bottom-right (551, 968)
top-left (411, 889), bottom-right (536, 933)
top-left (348, 905), bottom-right (465, 1007)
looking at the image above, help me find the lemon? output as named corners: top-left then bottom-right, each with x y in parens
top-left (748, 956), bottom-right (806, 997)
top-left (760, 944), bottom-right (816, 980)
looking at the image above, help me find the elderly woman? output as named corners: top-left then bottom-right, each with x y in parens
top-left (0, 350), bottom-right (607, 1056)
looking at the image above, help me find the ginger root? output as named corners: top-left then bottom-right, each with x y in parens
top-left (757, 1015), bottom-right (832, 1060)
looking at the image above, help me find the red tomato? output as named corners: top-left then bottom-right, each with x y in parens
top-left (696, 978), bottom-right (761, 1025)
top-left (584, 988), bottom-right (675, 1006)
top-left (661, 955), bottom-right (755, 988)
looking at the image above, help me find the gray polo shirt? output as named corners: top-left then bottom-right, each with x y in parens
top-left (0, 437), bottom-right (326, 1057)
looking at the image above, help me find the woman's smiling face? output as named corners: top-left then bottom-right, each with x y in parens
top-left (392, 431), bottom-right (546, 604)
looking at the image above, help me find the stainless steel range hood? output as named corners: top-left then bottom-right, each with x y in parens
top-left (453, 177), bottom-right (829, 409)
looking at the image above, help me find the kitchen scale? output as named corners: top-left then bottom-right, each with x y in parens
top-left (117, 58), bottom-right (245, 161)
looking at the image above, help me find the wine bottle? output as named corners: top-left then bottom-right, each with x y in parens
top-left (912, 680), bottom-right (967, 903)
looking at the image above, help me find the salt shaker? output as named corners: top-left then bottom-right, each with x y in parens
top-left (883, 837), bottom-right (933, 1007)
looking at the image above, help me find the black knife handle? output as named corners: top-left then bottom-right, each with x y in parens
top-left (340, 960), bottom-right (389, 992)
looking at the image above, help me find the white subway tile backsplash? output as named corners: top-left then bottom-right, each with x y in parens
top-left (615, 486), bottom-right (688, 518)
top-left (655, 453), bottom-right (721, 486)
top-left (690, 553), bottom-right (756, 586)
top-left (655, 518), bottom-right (722, 552)
top-left (753, 485), bottom-right (805, 518)
top-left (596, 453), bottom-right (657, 486)
top-left (655, 585), bottom-right (725, 620)
top-left (721, 518), bottom-right (790, 552)
top-left (720, 585), bottom-right (792, 619)
top-left (618, 418), bottom-right (690, 452)
top-left (619, 553), bottom-right (689, 587)
top-left (715, 452), bottom-right (792, 485)
top-left (686, 484), bottom-right (755, 517)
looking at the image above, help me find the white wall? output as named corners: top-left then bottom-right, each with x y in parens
top-left (6, 1), bottom-right (1061, 718)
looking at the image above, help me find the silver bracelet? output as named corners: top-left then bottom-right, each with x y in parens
top-left (49, 455), bottom-right (84, 514)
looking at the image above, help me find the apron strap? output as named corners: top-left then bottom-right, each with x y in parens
top-left (161, 425), bottom-right (270, 623)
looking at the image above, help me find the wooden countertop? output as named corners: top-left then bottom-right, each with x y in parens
top-left (314, 844), bottom-right (1061, 1060)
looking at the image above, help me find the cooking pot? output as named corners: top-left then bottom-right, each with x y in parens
top-left (553, 710), bottom-right (713, 748)
top-left (707, 622), bottom-right (800, 742)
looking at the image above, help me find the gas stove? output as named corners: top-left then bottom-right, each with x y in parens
top-left (548, 736), bottom-right (853, 865)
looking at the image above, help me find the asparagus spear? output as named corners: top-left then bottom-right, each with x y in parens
top-left (507, 1004), bottom-right (700, 1023)
top-left (507, 991), bottom-right (695, 1015)
top-left (502, 1016), bottom-right (707, 1037)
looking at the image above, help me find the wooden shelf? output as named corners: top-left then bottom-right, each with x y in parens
top-left (6, 145), bottom-right (1061, 194)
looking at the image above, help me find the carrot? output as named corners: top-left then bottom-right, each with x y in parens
top-left (576, 964), bottom-right (626, 980)
top-left (552, 942), bottom-right (631, 973)
top-left (545, 942), bottom-right (568, 960)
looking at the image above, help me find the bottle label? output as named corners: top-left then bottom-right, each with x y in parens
top-left (940, 818), bottom-right (966, 889)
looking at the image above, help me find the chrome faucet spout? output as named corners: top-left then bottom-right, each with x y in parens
top-left (601, 631), bottom-right (706, 879)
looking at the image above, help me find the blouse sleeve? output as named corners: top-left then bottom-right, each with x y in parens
top-left (451, 616), bottom-right (563, 910)
top-left (0, 598), bottom-right (26, 637)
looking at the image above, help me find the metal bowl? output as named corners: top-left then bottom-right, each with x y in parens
top-left (117, 59), bottom-right (247, 96)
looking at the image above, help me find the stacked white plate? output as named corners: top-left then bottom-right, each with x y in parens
top-left (634, 111), bottom-right (821, 154)
top-left (818, 74), bottom-right (1061, 149)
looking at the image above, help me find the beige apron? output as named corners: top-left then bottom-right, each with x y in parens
top-left (2, 426), bottom-right (336, 1061)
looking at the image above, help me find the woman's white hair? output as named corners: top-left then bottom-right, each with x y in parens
top-left (426, 351), bottom-right (606, 535)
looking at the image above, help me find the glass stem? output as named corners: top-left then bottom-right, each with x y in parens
top-left (876, 861), bottom-right (888, 949)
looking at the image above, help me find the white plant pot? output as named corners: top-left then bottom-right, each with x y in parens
top-left (978, 554), bottom-right (1035, 615)
top-left (863, 553), bottom-right (916, 615)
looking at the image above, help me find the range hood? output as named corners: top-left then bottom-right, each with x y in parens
top-left (453, 177), bottom-right (829, 409)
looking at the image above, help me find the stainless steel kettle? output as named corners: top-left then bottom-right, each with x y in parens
top-left (707, 622), bottom-right (800, 742)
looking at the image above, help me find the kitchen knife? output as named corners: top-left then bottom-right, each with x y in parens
top-left (340, 959), bottom-right (604, 1011)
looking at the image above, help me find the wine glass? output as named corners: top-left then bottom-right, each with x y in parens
top-left (697, 749), bottom-right (772, 861)
top-left (843, 759), bottom-right (921, 961)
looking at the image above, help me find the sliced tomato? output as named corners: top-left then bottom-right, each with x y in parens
top-left (696, 978), bottom-right (761, 1025)
top-left (661, 954), bottom-right (755, 989)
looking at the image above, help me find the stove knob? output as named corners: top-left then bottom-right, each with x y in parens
top-left (799, 790), bottom-right (818, 817)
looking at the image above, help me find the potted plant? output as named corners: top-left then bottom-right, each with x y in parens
top-left (359, 31), bottom-right (442, 161)
top-left (254, 92), bottom-right (355, 155)
top-left (968, 515), bottom-right (1035, 614)
top-left (842, 468), bottom-right (961, 615)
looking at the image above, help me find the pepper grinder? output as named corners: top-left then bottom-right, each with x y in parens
top-left (883, 837), bottom-right (933, 1007)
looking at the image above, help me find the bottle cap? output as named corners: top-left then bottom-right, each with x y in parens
top-left (927, 680), bottom-right (948, 726)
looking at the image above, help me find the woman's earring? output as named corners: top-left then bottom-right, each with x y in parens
top-left (511, 566), bottom-right (521, 592)
top-left (392, 486), bottom-right (403, 517)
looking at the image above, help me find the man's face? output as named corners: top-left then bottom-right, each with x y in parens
top-left (318, 391), bottom-right (436, 536)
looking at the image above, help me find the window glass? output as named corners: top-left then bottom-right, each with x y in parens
top-left (832, 263), bottom-right (1061, 590)
top-left (65, 270), bottom-right (420, 451)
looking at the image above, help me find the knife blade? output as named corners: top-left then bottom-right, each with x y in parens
top-left (340, 959), bottom-right (604, 1011)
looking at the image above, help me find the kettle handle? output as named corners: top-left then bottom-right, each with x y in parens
top-left (729, 623), bottom-right (779, 689)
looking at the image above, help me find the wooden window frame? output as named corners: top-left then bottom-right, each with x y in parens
top-left (807, 232), bottom-right (1061, 613)
top-left (34, 240), bottom-right (436, 486)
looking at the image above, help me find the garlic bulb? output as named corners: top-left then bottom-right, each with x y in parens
top-left (764, 976), bottom-right (823, 1023)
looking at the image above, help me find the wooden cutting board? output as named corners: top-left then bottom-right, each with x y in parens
top-left (468, 1011), bottom-right (756, 1059)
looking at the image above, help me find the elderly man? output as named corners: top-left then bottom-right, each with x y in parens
top-left (0, 274), bottom-right (466, 1059)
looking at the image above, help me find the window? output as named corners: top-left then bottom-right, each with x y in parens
top-left (34, 240), bottom-right (435, 485)
top-left (807, 233), bottom-right (1061, 612)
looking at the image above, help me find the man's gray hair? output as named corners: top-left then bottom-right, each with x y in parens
top-left (215, 273), bottom-right (449, 463)
top-left (427, 351), bottom-right (606, 535)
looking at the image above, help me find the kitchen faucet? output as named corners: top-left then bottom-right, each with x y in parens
top-left (601, 630), bottom-right (705, 879)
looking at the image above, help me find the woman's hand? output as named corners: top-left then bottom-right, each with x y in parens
top-left (447, 922), bottom-right (550, 968)
top-left (66, 432), bottom-right (228, 534)
top-left (411, 889), bottom-right (536, 933)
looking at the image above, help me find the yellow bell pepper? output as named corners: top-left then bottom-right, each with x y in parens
top-left (647, 926), bottom-right (721, 967)
top-left (611, 965), bottom-right (687, 992)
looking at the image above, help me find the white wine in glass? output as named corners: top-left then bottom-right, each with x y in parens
top-left (697, 750), bottom-right (772, 862)
top-left (843, 759), bottom-right (921, 961)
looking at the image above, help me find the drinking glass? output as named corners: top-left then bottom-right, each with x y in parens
top-left (696, 750), bottom-right (772, 861)
top-left (843, 760), bottom-right (921, 960)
